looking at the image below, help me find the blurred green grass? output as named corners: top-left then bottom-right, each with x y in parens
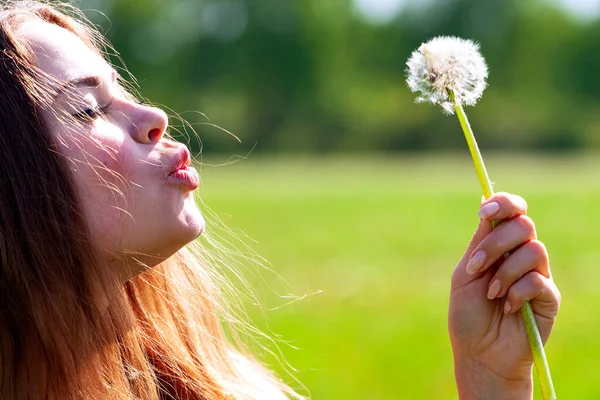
top-left (198, 154), bottom-right (600, 399)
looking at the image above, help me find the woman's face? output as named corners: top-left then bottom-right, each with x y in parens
top-left (18, 19), bottom-right (205, 279)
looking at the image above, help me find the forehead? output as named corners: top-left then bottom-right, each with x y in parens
top-left (17, 19), bottom-right (111, 82)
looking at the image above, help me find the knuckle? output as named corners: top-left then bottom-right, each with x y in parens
top-left (547, 278), bottom-right (561, 302)
top-left (495, 192), bottom-right (527, 212)
top-left (527, 239), bottom-right (548, 259)
top-left (519, 198), bottom-right (528, 213)
top-left (527, 270), bottom-right (546, 287)
top-left (515, 215), bottom-right (536, 236)
top-left (493, 192), bottom-right (511, 205)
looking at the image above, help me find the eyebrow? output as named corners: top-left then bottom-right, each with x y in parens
top-left (53, 69), bottom-right (118, 99)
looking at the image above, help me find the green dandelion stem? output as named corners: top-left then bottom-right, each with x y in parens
top-left (452, 99), bottom-right (493, 199)
top-left (451, 92), bottom-right (556, 400)
top-left (522, 300), bottom-right (556, 400)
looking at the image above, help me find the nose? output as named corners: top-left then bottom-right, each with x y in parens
top-left (128, 102), bottom-right (168, 144)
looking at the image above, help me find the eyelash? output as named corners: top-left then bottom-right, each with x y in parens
top-left (72, 102), bottom-right (112, 121)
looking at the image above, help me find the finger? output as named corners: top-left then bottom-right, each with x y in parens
top-left (485, 240), bottom-right (550, 300)
top-left (504, 272), bottom-right (561, 343)
top-left (465, 215), bottom-right (537, 275)
top-left (478, 192), bottom-right (528, 221)
top-left (451, 219), bottom-right (493, 288)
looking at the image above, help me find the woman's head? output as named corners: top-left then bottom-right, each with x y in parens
top-left (2, 1), bottom-right (204, 280)
top-left (0, 2), bottom-right (301, 399)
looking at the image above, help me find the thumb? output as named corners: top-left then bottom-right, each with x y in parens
top-left (451, 219), bottom-right (493, 289)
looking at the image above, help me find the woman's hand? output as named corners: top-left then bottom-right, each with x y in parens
top-left (449, 192), bottom-right (560, 400)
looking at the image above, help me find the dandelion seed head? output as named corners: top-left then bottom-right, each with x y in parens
top-left (406, 36), bottom-right (488, 114)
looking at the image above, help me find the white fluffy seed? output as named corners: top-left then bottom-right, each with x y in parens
top-left (406, 36), bottom-right (488, 114)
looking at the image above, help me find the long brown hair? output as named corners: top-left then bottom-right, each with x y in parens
top-left (0, 1), bottom-right (299, 398)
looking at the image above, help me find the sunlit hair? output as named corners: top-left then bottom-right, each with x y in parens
top-left (0, 1), bottom-right (301, 398)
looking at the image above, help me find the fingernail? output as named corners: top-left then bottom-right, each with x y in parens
top-left (478, 202), bottom-right (500, 219)
top-left (504, 301), bottom-right (512, 314)
top-left (487, 280), bottom-right (501, 299)
top-left (466, 251), bottom-right (486, 275)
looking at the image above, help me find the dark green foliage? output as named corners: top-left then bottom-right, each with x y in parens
top-left (80, 0), bottom-right (600, 154)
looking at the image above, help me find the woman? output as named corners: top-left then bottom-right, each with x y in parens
top-left (0, 1), bottom-right (559, 399)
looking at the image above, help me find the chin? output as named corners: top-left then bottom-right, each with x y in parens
top-left (184, 211), bottom-right (205, 240)
top-left (171, 194), bottom-right (205, 246)
top-left (133, 211), bottom-right (204, 272)
top-left (142, 194), bottom-right (204, 264)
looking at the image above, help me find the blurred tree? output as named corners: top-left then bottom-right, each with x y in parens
top-left (78, 0), bottom-right (600, 154)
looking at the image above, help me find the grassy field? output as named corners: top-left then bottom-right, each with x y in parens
top-left (197, 154), bottom-right (600, 399)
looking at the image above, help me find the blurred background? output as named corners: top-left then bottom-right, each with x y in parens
top-left (81, 0), bottom-right (600, 398)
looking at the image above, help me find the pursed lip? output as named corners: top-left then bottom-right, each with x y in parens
top-left (167, 146), bottom-right (192, 176)
top-left (165, 145), bottom-right (199, 190)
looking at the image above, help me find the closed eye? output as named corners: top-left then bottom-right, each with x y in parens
top-left (71, 101), bottom-right (112, 121)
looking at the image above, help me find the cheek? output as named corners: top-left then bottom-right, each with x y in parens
top-left (62, 127), bottom-right (133, 189)
top-left (77, 147), bottom-right (129, 242)
top-left (60, 131), bottom-right (138, 248)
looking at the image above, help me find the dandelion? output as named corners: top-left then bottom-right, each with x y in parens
top-left (406, 36), bottom-right (488, 114)
top-left (406, 36), bottom-right (556, 400)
